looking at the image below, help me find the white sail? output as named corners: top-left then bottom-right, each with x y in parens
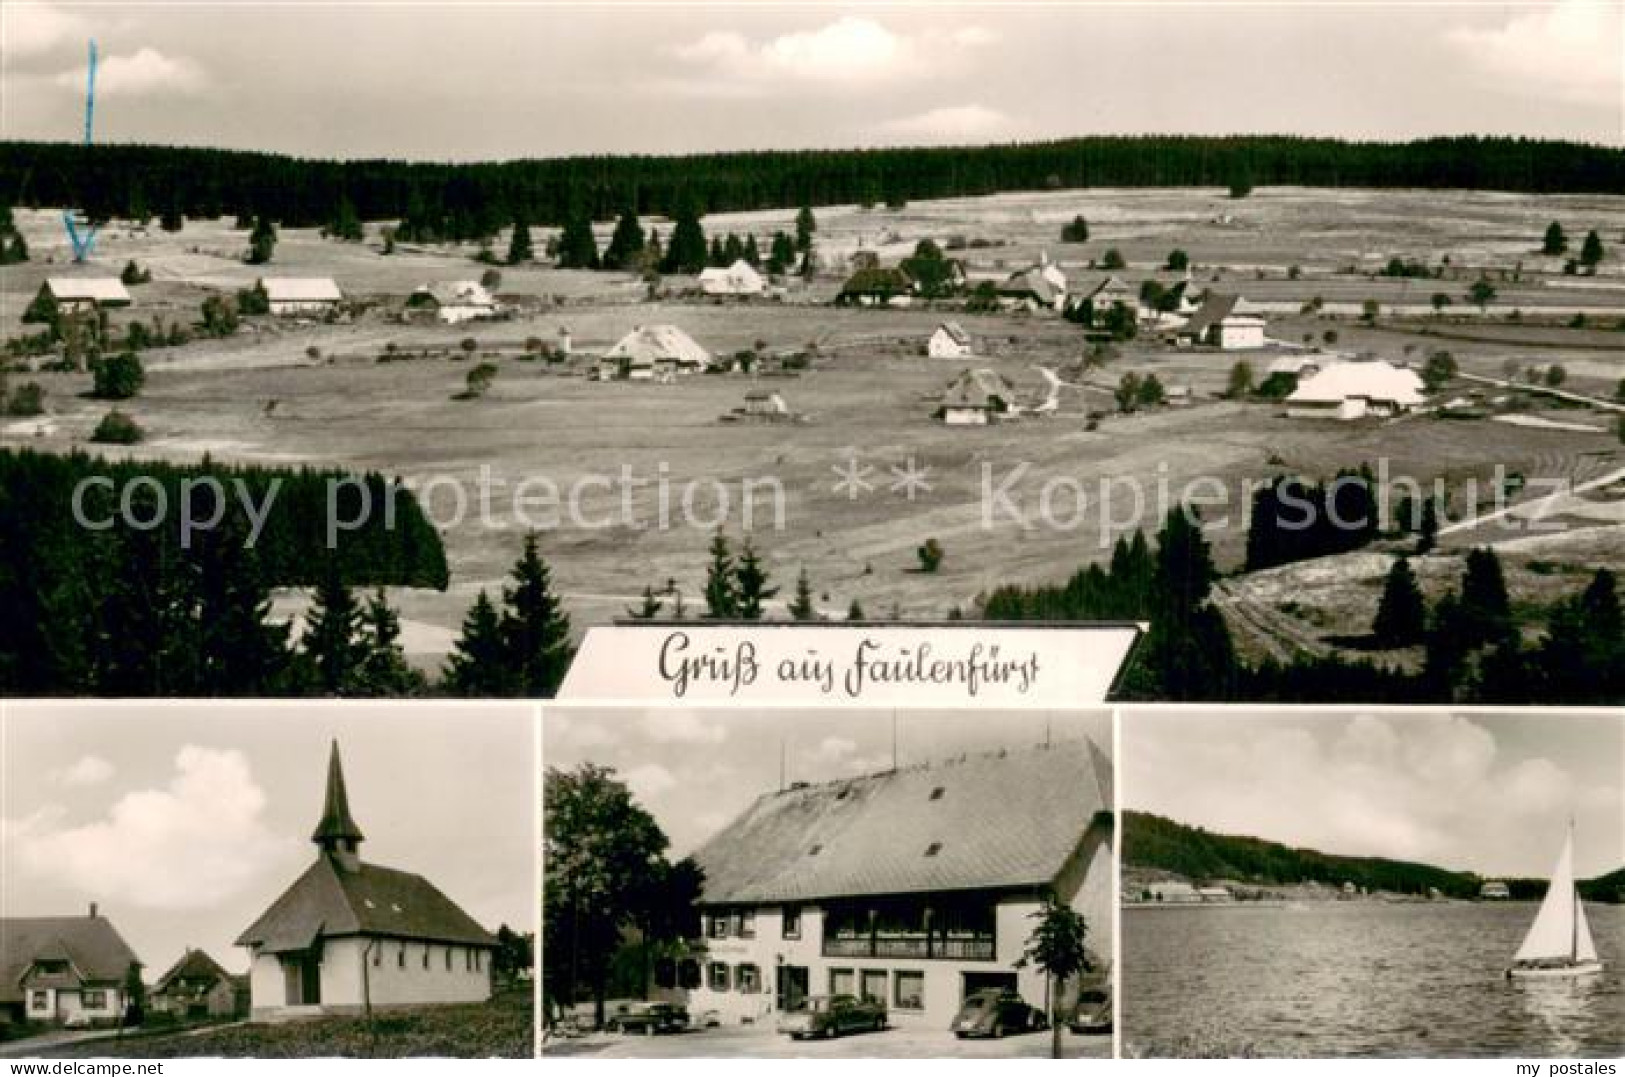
top-left (1514, 828), bottom-right (1580, 963)
top-left (1574, 894), bottom-right (1599, 963)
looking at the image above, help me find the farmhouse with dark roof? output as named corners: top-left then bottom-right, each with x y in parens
top-left (683, 738), bottom-right (1114, 1028)
top-left (0, 905), bottom-right (142, 1027)
top-left (236, 741), bottom-right (497, 1019)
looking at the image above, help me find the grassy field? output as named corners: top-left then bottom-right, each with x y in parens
top-left (4, 187), bottom-right (1622, 669)
top-left (46, 992), bottom-right (533, 1059)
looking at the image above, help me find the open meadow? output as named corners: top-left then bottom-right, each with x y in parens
top-left (4, 187), bottom-right (1623, 669)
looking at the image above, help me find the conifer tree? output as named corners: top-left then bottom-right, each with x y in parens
top-left (301, 568), bottom-right (364, 694)
top-left (789, 567), bottom-right (816, 621)
top-left (557, 214), bottom-right (600, 269)
top-left (327, 197), bottom-right (363, 242)
top-left (191, 516), bottom-right (290, 694)
top-left (1372, 557), bottom-right (1427, 647)
top-left (444, 590), bottom-right (513, 695)
top-left (795, 206), bottom-right (816, 253)
top-left (247, 215), bottom-right (277, 265)
top-left (742, 234), bottom-right (761, 267)
top-left (1459, 547), bottom-right (1512, 647)
top-left (662, 202), bottom-right (708, 274)
top-left (1579, 229), bottom-right (1604, 270)
top-left (734, 537), bottom-right (777, 620)
top-left (703, 529), bottom-right (739, 619)
top-left (355, 588), bottom-right (423, 695)
top-left (602, 208), bottom-right (645, 270)
top-left (499, 533), bottom-right (574, 697)
top-left (507, 217), bottom-right (534, 265)
top-left (1541, 221), bottom-right (1567, 255)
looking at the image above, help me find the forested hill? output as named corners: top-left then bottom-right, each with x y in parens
top-left (1124, 812), bottom-right (1625, 902)
top-left (3, 135), bottom-right (1623, 235)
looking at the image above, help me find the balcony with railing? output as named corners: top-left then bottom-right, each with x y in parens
top-left (822, 934), bottom-right (996, 961)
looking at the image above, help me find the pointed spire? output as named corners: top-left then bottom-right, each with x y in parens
top-left (311, 739), bottom-right (365, 849)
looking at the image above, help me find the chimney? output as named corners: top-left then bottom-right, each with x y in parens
top-left (89, 902), bottom-right (98, 919)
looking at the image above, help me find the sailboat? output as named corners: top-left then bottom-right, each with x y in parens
top-left (1506, 824), bottom-right (1603, 979)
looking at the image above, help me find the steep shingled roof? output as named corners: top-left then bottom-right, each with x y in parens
top-left (601, 325), bottom-right (712, 367)
top-left (692, 738), bottom-right (1112, 904)
top-left (941, 368), bottom-right (1015, 411)
top-left (153, 949), bottom-right (234, 995)
top-left (0, 916), bottom-right (141, 1003)
top-left (1287, 359), bottom-right (1426, 407)
top-left (235, 857), bottom-right (497, 954)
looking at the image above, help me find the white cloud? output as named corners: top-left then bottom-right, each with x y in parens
top-left (815, 736), bottom-right (857, 761)
top-left (53, 47), bottom-right (208, 98)
top-left (639, 709), bottom-right (726, 745)
top-left (0, 2), bottom-right (89, 60)
top-left (670, 17), bottom-right (995, 87)
top-left (545, 710), bottom-right (618, 751)
top-left (6, 746), bottom-right (298, 910)
top-left (1447, 0), bottom-right (1622, 105)
top-left (880, 105), bottom-right (1020, 144)
top-left (52, 755), bottom-right (114, 788)
top-left (624, 763), bottom-right (678, 803)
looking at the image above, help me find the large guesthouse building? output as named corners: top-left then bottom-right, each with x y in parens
top-left (236, 742), bottom-right (497, 1020)
top-left (683, 738), bottom-right (1114, 1029)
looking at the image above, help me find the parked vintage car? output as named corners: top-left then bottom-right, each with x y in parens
top-left (1067, 988), bottom-right (1113, 1034)
top-left (951, 989), bottom-right (1048, 1038)
top-left (777, 994), bottom-right (887, 1039)
top-left (606, 1001), bottom-right (690, 1035)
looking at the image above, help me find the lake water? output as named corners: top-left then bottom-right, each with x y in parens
top-left (1124, 902), bottom-right (1625, 1057)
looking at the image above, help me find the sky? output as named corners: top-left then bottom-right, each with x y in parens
top-left (1, 701), bottom-right (536, 982)
top-left (1124, 708), bottom-right (1625, 879)
top-left (1, 1), bottom-right (1620, 160)
top-left (544, 706), bottom-right (1111, 857)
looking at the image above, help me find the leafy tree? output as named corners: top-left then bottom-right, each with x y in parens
top-left (158, 205), bottom-right (184, 233)
top-left (1373, 557), bottom-right (1427, 646)
top-left (1137, 373), bottom-right (1166, 408)
top-left (1165, 249), bottom-right (1189, 271)
top-left (602, 208), bottom-right (645, 270)
top-left (200, 295), bottom-right (240, 336)
top-left (246, 215), bottom-right (277, 264)
top-left (506, 217), bottom-right (534, 265)
top-left (499, 533), bottom-right (575, 697)
top-left (1, 231), bottom-right (28, 265)
top-left (1115, 372), bottom-right (1143, 413)
top-left (917, 537), bottom-right (944, 574)
top-left (900, 238), bottom-right (958, 298)
top-left (1541, 221), bottom-right (1567, 255)
top-left (1060, 215), bottom-right (1089, 243)
top-left (557, 213), bottom-right (600, 269)
top-left (734, 537), bottom-right (777, 620)
top-left (628, 585), bottom-right (665, 620)
top-left (1020, 897), bottom-right (1090, 1059)
top-left (1431, 292), bottom-right (1452, 314)
top-left (703, 529), bottom-right (739, 618)
top-left (237, 281), bottom-right (270, 316)
top-left (91, 352), bottom-right (145, 400)
top-left (794, 205), bottom-right (817, 252)
top-left (90, 409), bottom-right (143, 445)
top-left (543, 763), bottom-right (673, 1027)
top-left (788, 567), bottom-right (816, 620)
top-left (1421, 350), bottom-right (1457, 390)
top-left (1361, 298), bottom-right (1381, 324)
top-left (4, 382), bottom-right (46, 417)
top-left (1228, 171), bottom-right (1254, 199)
top-left (1100, 248), bottom-right (1126, 270)
top-left (1544, 364), bottom-right (1566, 388)
top-left (1579, 229), bottom-right (1604, 270)
top-left (1467, 278), bottom-right (1496, 311)
top-left (119, 260), bottom-right (150, 286)
top-left (444, 590), bottom-right (513, 695)
top-left (461, 361), bottom-right (499, 399)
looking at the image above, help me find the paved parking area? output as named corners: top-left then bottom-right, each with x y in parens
top-left (545, 1022), bottom-right (1112, 1058)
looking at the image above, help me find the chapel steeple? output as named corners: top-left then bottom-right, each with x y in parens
top-left (312, 740), bottom-right (364, 871)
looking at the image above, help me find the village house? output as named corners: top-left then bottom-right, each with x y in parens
top-left (743, 388), bottom-right (790, 418)
top-left (1065, 275), bottom-right (1142, 324)
top-left (926, 322), bottom-right (973, 359)
top-left (260, 277), bottom-right (344, 317)
top-left (150, 949), bottom-right (246, 1020)
top-left (406, 281), bottom-right (498, 324)
top-left (836, 266), bottom-right (914, 308)
top-left (236, 742), bottom-right (497, 1020)
top-left (37, 277), bottom-right (132, 315)
top-left (595, 325), bottom-right (714, 381)
top-left (1285, 359), bottom-right (1426, 420)
top-left (938, 368), bottom-right (1017, 425)
top-left (0, 906), bottom-right (142, 1028)
top-left (1175, 294), bottom-right (1267, 349)
top-left (1479, 881), bottom-right (1512, 900)
top-left (680, 739), bottom-right (1114, 1030)
top-left (996, 268), bottom-right (1063, 313)
top-left (699, 259), bottom-right (767, 298)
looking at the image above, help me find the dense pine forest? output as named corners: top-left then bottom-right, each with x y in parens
top-left (1123, 812), bottom-right (1625, 902)
top-left (3, 136), bottom-right (1623, 238)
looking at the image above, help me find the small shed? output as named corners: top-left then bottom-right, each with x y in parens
top-left (41, 278), bottom-right (132, 314)
top-left (938, 368), bottom-right (1015, 426)
top-left (927, 322), bottom-right (973, 359)
top-left (698, 260), bottom-right (767, 297)
top-left (407, 281), bottom-right (497, 324)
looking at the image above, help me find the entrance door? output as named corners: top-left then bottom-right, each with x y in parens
top-left (777, 966), bottom-right (809, 1012)
top-left (283, 953), bottom-right (322, 1005)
